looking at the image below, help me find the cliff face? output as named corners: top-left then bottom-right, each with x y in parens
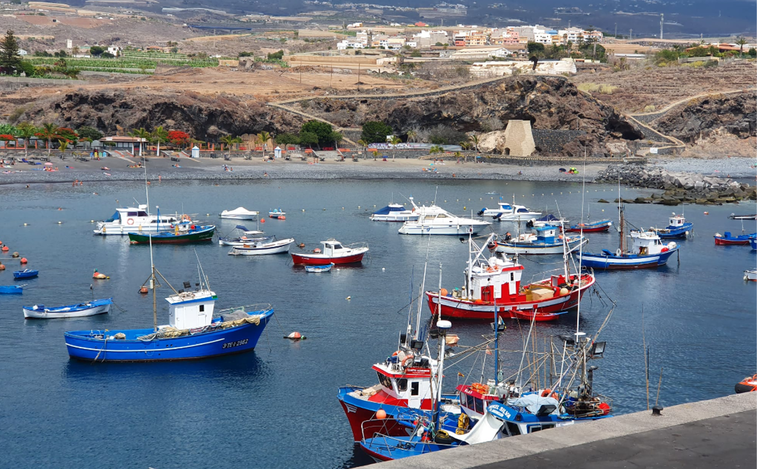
top-left (652, 93), bottom-right (757, 143)
top-left (21, 76), bottom-right (643, 156)
top-left (23, 89), bottom-right (300, 141)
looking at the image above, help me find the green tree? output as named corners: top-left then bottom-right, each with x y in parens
top-left (267, 50), bottom-right (284, 61)
top-left (0, 30), bottom-right (23, 74)
top-left (298, 131), bottom-right (318, 149)
top-left (737, 36), bottom-right (747, 57)
top-left (300, 120), bottom-right (335, 148)
top-left (361, 120), bottom-right (393, 144)
top-left (58, 139), bottom-right (69, 154)
top-left (151, 126), bottom-right (168, 156)
top-left (468, 133), bottom-right (480, 152)
top-left (36, 122), bottom-right (59, 156)
top-left (256, 131), bottom-right (272, 158)
top-left (356, 138), bottom-right (368, 159)
top-left (526, 42), bottom-right (545, 56)
top-left (405, 129), bottom-right (417, 143)
top-left (78, 126), bottom-right (103, 142)
top-left (275, 133), bottom-right (300, 146)
top-left (14, 122), bottom-right (36, 158)
top-left (89, 45), bottom-right (105, 56)
top-left (219, 134), bottom-right (242, 159)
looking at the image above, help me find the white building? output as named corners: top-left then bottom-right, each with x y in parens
top-left (107, 45), bottom-right (122, 56)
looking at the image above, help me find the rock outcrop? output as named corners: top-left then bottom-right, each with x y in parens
top-left (596, 164), bottom-right (757, 205)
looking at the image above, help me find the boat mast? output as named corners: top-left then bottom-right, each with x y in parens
top-left (150, 233), bottom-right (157, 332)
top-left (618, 178), bottom-right (625, 253)
top-left (143, 164), bottom-right (150, 217)
top-left (414, 236), bottom-right (431, 340)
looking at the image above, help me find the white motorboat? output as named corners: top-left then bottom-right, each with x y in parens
top-left (744, 269), bottom-right (757, 282)
top-left (220, 207), bottom-right (259, 220)
top-left (93, 204), bottom-right (184, 236)
top-left (398, 203), bottom-right (490, 236)
top-left (228, 237), bottom-right (294, 256)
top-left (477, 202), bottom-right (541, 222)
top-left (371, 197), bottom-right (419, 222)
top-left (218, 225), bottom-right (274, 246)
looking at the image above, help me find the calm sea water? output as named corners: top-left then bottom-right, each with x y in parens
top-left (0, 178), bottom-right (755, 469)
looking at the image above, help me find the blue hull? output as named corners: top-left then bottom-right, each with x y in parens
top-left (13, 270), bottom-right (38, 280)
top-left (657, 223), bottom-right (693, 239)
top-left (0, 285), bottom-right (23, 294)
top-left (580, 248), bottom-right (677, 270)
top-left (64, 309), bottom-right (273, 362)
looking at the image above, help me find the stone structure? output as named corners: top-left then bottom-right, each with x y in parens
top-left (501, 120), bottom-right (536, 156)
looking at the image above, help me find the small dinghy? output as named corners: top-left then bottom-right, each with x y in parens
top-left (305, 263), bottom-right (334, 273)
top-left (228, 237), bottom-right (295, 256)
top-left (24, 298), bottom-right (113, 319)
top-left (735, 374), bottom-right (757, 393)
top-left (13, 269), bottom-right (38, 280)
top-left (269, 209), bottom-right (286, 219)
top-left (0, 285), bottom-right (24, 294)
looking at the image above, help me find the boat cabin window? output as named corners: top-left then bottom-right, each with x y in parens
top-left (464, 393), bottom-right (475, 410)
top-left (199, 305), bottom-right (204, 312)
top-left (510, 273), bottom-right (514, 281)
top-left (333, 244), bottom-right (343, 250)
top-left (502, 421), bottom-right (521, 436)
top-left (137, 211), bottom-right (148, 217)
top-left (517, 208), bottom-right (528, 213)
top-left (376, 372), bottom-right (393, 389)
top-left (528, 423), bottom-right (555, 433)
top-left (475, 397), bottom-right (484, 414)
top-left (410, 382), bottom-right (420, 396)
top-left (396, 378), bottom-right (408, 392)
top-left (127, 211), bottom-right (138, 216)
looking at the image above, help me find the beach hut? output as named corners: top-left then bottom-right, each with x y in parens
top-left (274, 146), bottom-right (282, 159)
top-left (191, 146), bottom-right (200, 158)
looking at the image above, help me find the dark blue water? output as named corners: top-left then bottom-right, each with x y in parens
top-left (0, 178), bottom-right (755, 469)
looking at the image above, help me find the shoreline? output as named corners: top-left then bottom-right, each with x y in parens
top-left (0, 155), bottom-right (755, 186)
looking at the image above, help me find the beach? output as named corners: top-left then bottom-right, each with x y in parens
top-left (0, 154), bottom-right (755, 186)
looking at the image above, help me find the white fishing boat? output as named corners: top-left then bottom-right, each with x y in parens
top-left (228, 237), bottom-right (295, 256)
top-left (220, 207), bottom-right (259, 220)
top-left (398, 202), bottom-right (490, 236)
top-left (24, 298), bottom-right (113, 319)
top-left (93, 203), bottom-right (185, 236)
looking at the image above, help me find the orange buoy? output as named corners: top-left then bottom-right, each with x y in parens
top-left (260, 219), bottom-right (266, 224)
top-left (285, 331), bottom-right (305, 340)
top-left (0, 263), bottom-right (5, 270)
top-left (139, 286), bottom-right (148, 294)
top-left (440, 288), bottom-right (449, 296)
top-left (1, 246), bottom-right (8, 252)
top-left (20, 258), bottom-right (27, 264)
top-left (280, 216), bottom-right (286, 220)
top-left (376, 409), bottom-right (387, 420)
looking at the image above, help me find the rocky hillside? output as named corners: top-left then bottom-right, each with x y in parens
top-left (303, 76), bottom-right (643, 156)
top-left (652, 92), bottom-right (757, 143)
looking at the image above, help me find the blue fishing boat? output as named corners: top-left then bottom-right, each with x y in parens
top-left (13, 269), bottom-right (38, 280)
top-left (24, 298), bottom-right (112, 319)
top-left (0, 285), bottom-right (24, 294)
top-left (580, 206), bottom-right (678, 269)
top-left (128, 224), bottom-right (215, 244)
top-left (564, 219), bottom-right (613, 233)
top-left (304, 263), bottom-right (334, 273)
top-left (64, 244), bottom-right (273, 362)
top-left (652, 213), bottom-right (693, 239)
top-left (751, 238), bottom-right (757, 250)
top-left (490, 225), bottom-right (587, 255)
top-left (714, 231), bottom-right (756, 246)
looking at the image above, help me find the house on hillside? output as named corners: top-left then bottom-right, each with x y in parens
top-left (107, 45), bottom-right (122, 56)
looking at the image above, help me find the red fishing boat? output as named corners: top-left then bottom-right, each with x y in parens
top-left (427, 234), bottom-right (595, 321)
top-left (291, 239), bottom-right (368, 265)
top-left (564, 219), bottom-right (613, 233)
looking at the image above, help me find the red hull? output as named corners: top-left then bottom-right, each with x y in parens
top-left (427, 275), bottom-right (595, 321)
top-left (338, 401), bottom-right (409, 443)
top-left (714, 238), bottom-right (751, 245)
top-left (565, 225), bottom-right (610, 233)
top-left (291, 253), bottom-right (365, 265)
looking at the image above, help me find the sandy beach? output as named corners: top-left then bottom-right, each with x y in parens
top-left (0, 154), bottom-right (755, 186)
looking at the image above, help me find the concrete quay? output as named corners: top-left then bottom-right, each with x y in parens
top-left (375, 392), bottom-right (756, 468)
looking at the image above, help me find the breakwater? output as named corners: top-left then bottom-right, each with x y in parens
top-left (596, 163), bottom-right (757, 205)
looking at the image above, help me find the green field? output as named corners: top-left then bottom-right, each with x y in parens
top-left (26, 52), bottom-right (219, 74)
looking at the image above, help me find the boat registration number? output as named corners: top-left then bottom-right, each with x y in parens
top-left (223, 339), bottom-right (249, 349)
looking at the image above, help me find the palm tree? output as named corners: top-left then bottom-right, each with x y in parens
top-left (15, 122), bottom-right (36, 159)
top-left (357, 138), bottom-right (368, 159)
top-left (406, 129), bottom-right (417, 143)
top-left (737, 36), bottom-right (747, 57)
top-left (257, 131), bottom-right (272, 158)
top-left (220, 135), bottom-right (242, 159)
top-left (38, 123), bottom-right (60, 156)
top-left (129, 127), bottom-right (151, 157)
top-left (151, 126), bottom-right (168, 157)
top-left (468, 133), bottom-right (480, 153)
top-left (58, 139), bottom-right (69, 155)
top-left (389, 135), bottom-right (402, 161)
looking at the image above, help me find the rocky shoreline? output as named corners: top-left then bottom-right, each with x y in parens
top-left (596, 163), bottom-right (757, 206)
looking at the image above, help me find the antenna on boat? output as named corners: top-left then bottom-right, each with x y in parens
top-left (193, 248), bottom-right (210, 291)
top-left (143, 162), bottom-right (150, 217)
top-left (576, 150), bottom-right (587, 334)
top-left (149, 232), bottom-right (157, 332)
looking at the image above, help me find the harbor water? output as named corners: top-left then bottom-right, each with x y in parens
top-left (0, 178), bottom-right (755, 468)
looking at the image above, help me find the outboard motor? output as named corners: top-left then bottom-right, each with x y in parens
top-left (526, 220), bottom-right (534, 229)
top-left (477, 208), bottom-right (486, 216)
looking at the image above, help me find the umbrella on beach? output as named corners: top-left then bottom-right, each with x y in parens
top-left (44, 162), bottom-right (53, 166)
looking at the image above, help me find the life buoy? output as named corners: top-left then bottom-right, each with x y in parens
top-left (126, 218), bottom-right (135, 225)
top-left (540, 389), bottom-right (559, 400)
top-left (401, 355), bottom-right (414, 367)
top-left (182, 215), bottom-right (191, 222)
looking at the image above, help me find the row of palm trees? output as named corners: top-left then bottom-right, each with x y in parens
top-left (128, 128), bottom-right (275, 159)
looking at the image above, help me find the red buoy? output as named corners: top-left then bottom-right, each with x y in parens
top-left (20, 257), bottom-right (27, 264)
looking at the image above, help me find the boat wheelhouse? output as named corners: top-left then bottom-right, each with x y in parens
top-left (93, 204), bottom-right (182, 236)
top-left (652, 213), bottom-right (693, 239)
top-left (371, 202), bottom-right (419, 222)
top-left (490, 225), bottom-right (587, 255)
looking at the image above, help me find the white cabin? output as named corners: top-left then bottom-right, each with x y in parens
top-left (372, 357), bottom-right (435, 409)
top-left (668, 214), bottom-right (686, 228)
top-left (465, 255), bottom-right (524, 302)
top-left (629, 230), bottom-right (675, 256)
top-left (166, 289), bottom-right (216, 329)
